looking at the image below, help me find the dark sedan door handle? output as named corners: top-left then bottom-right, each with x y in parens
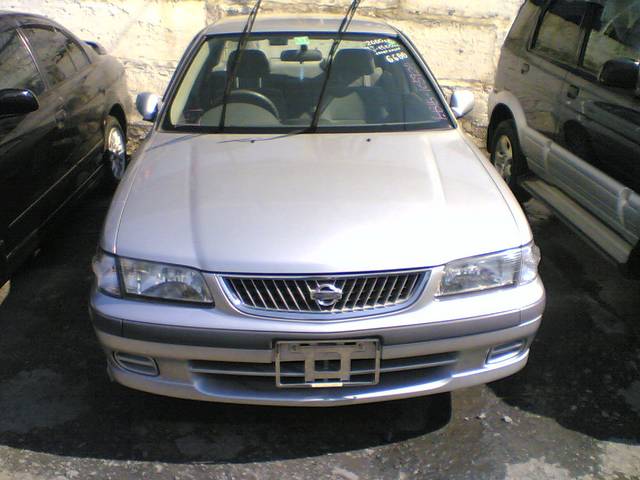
top-left (567, 85), bottom-right (580, 99)
top-left (521, 63), bottom-right (530, 74)
top-left (55, 109), bottom-right (67, 128)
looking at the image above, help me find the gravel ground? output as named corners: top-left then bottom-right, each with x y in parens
top-left (0, 186), bottom-right (638, 480)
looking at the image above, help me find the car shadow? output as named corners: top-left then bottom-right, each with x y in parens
top-left (489, 203), bottom-right (640, 443)
top-left (0, 188), bottom-right (451, 463)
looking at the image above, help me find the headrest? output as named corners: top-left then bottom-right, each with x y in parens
top-left (332, 49), bottom-right (376, 80)
top-left (227, 49), bottom-right (270, 77)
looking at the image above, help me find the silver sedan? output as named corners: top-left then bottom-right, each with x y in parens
top-left (90, 15), bottom-right (545, 406)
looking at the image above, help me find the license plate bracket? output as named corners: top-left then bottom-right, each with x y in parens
top-left (275, 339), bottom-right (381, 388)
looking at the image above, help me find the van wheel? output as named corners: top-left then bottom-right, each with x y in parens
top-left (490, 120), bottom-right (530, 202)
top-left (104, 116), bottom-right (127, 186)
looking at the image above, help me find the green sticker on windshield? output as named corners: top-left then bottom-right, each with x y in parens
top-left (294, 36), bottom-right (310, 46)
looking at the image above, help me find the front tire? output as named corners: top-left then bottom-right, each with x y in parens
top-left (490, 119), bottom-right (530, 202)
top-left (103, 116), bottom-right (127, 186)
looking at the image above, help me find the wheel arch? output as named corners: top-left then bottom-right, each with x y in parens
top-left (487, 90), bottom-right (529, 153)
top-left (487, 104), bottom-right (515, 152)
top-left (107, 104), bottom-right (127, 136)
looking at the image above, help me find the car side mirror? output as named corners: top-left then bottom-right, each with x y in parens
top-left (136, 92), bottom-right (161, 122)
top-left (599, 57), bottom-right (640, 92)
top-left (450, 90), bottom-right (475, 119)
top-left (0, 89), bottom-right (39, 116)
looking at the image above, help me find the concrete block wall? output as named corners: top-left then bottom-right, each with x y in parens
top-left (1, 0), bottom-right (525, 142)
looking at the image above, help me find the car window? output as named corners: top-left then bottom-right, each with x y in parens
top-left (166, 33), bottom-right (452, 133)
top-left (508, 1), bottom-right (544, 41)
top-left (66, 36), bottom-right (90, 70)
top-left (583, 0), bottom-right (640, 73)
top-left (533, 0), bottom-right (590, 64)
top-left (0, 29), bottom-right (45, 94)
top-left (23, 26), bottom-right (77, 86)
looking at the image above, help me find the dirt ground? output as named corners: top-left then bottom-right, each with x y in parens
top-left (0, 186), bottom-right (638, 480)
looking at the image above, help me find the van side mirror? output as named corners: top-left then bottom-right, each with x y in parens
top-left (136, 92), bottom-right (161, 122)
top-left (0, 89), bottom-right (39, 116)
top-left (450, 90), bottom-right (475, 119)
top-left (599, 58), bottom-right (640, 91)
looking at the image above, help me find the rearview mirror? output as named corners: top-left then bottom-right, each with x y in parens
top-left (136, 92), bottom-right (161, 122)
top-left (449, 90), bottom-right (474, 119)
top-left (0, 89), bottom-right (39, 116)
top-left (599, 57), bottom-right (640, 91)
top-left (281, 48), bottom-right (323, 63)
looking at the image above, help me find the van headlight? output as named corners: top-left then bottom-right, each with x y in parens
top-left (92, 252), bottom-right (214, 305)
top-left (437, 244), bottom-right (540, 297)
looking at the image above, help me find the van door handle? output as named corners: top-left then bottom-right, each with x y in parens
top-left (567, 85), bottom-right (580, 99)
top-left (55, 109), bottom-right (67, 128)
top-left (521, 63), bottom-right (530, 74)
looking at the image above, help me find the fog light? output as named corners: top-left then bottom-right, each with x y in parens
top-left (486, 340), bottom-right (526, 365)
top-left (113, 351), bottom-right (159, 376)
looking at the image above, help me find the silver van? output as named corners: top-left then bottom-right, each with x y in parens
top-left (489, 0), bottom-right (640, 274)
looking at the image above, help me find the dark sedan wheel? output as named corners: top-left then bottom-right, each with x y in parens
top-left (490, 119), bottom-right (530, 202)
top-left (104, 116), bottom-right (127, 185)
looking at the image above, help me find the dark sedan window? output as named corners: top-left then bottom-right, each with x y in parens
top-left (533, 0), bottom-right (590, 64)
top-left (66, 36), bottom-right (90, 70)
top-left (23, 26), bottom-right (77, 85)
top-left (0, 29), bottom-right (45, 94)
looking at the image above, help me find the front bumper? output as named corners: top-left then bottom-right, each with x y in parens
top-left (89, 277), bottom-right (545, 406)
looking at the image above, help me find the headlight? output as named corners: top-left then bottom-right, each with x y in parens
top-left (92, 251), bottom-right (214, 305)
top-left (92, 251), bottom-right (120, 296)
top-left (437, 244), bottom-right (540, 297)
top-left (120, 258), bottom-right (213, 304)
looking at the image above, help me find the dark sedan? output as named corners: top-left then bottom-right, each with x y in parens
top-left (0, 12), bottom-right (131, 286)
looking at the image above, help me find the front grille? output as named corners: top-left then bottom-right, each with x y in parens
top-left (189, 352), bottom-right (458, 380)
top-left (221, 270), bottom-right (429, 317)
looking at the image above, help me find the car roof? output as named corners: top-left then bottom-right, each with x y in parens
top-left (203, 14), bottom-right (398, 36)
top-left (0, 11), bottom-right (60, 29)
top-left (0, 11), bottom-right (51, 21)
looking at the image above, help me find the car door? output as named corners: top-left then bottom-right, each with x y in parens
top-left (516, 0), bottom-right (591, 179)
top-left (51, 26), bottom-right (105, 179)
top-left (556, 0), bottom-right (640, 245)
top-left (0, 24), bottom-right (57, 259)
top-left (21, 24), bottom-right (93, 210)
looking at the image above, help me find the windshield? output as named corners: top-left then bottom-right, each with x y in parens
top-left (164, 33), bottom-right (452, 133)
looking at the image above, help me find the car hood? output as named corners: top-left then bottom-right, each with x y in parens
top-left (105, 129), bottom-right (530, 273)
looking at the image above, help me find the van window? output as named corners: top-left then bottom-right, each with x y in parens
top-left (533, 0), bottom-right (590, 64)
top-left (584, 0), bottom-right (640, 73)
top-left (508, 1), bottom-right (544, 41)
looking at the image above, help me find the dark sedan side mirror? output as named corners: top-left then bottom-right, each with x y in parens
top-left (0, 89), bottom-right (39, 116)
top-left (599, 57), bottom-right (640, 91)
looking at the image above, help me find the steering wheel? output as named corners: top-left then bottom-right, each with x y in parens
top-left (215, 89), bottom-right (279, 119)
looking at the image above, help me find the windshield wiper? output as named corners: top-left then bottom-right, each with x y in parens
top-left (218, 0), bottom-right (263, 132)
top-left (307, 0), bottom-right (362, 133)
